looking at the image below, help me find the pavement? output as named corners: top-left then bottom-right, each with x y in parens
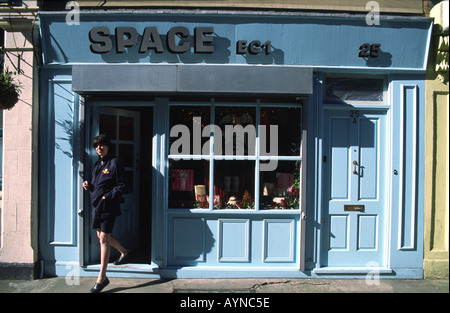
top-left (0, 277), bottom-right (448, 293)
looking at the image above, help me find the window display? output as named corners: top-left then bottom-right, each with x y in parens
top-left (214, 160), bottom-right (255, 209)
top-left (169, 159), bottom-right (209, 208)
top-left (259, 161), bottom-right (300, 210)
top-left (168, 100), bottom-right (303, 211)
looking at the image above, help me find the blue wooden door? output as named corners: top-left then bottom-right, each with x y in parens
top-left (89, 107), bottom-right (141, 261)
top-left (322, 109), bottom-right (387, 267)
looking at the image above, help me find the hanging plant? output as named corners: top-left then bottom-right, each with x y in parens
top-left (0, 69), bottom-right (22, 110)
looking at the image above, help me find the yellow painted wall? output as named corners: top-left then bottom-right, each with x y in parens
top-left (424, 2), bottom-right (449, 279)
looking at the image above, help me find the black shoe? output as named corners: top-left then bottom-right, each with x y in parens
top-left (113, 253), bottom-right (130, 265)
top-left (89, 277), bottom-right (109, 293)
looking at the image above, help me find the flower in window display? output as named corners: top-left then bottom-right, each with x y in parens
top-left (241, 191), bottom-right (254, 209)
top-left (194, 194), bottom-right (209, 208)
top-left (207, 195), bottom-right (222, 209)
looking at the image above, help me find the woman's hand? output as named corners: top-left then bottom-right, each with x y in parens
top-left (83, 181), bottom-right (90, 190)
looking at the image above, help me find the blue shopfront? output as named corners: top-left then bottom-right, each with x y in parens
top-left (38, 10), bottom-right (432, 279)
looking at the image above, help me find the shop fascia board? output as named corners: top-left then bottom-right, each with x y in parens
top-left (72, 64), bottom-right (313, 95)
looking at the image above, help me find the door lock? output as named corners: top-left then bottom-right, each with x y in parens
top-left (352, 160), bottom-right (358, 174)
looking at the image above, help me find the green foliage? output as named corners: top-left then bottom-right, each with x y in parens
top-left (0, 69), bottom-right (22, 110)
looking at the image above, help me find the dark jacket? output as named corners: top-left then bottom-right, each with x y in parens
top-left (88, 154), bottom-right (128, 219)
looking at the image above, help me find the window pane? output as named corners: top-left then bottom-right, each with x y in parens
top-left (260, 107), bottom-right (301, 157)
top-left (169, 106), bottom-right (210, 156)
top-left (119, 144), bottom-right (134, 167)
top-left (119, 116), bottom-right (134, 141)
top-left (215, 107), bottom-right (256, 156)
top-left (169, 159), bottom-right (209, 209)
top-left (260, 160), bottom-right (300, 210)
top-left (125, 170), bottom-right (134, 193)
top-left (325, 77), bottom-right (384, 102)
top-left (99, 114), bottom-right (116, 139)
top-left (214, 160), bottom-right (255, 209)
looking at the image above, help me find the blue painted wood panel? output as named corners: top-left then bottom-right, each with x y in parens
top-left (330, 118), bottom-right (350, 199)
top-left (218, 219), bottom-right (250, 262)
top-left (329, 215), bottom-right (348, 250)
top-left (359, 118), bottom-right (378, 200)
top-left (322, 110), bottom-right (387, 267)
top-left (358, 215), bottom-right (378, 250)
top-left (172, 217), bottom-right (207, 264)
top-left (52, 81), bottom-right (76, 245)
top-left (39, 79), bottom-right (77, 246)
top-left (39, 14), bottom-right (432, 70)
top-left (389, 76), bottom-right (425, 270)
top-left (263, 219), bottom-right (295, 262)
top-left (168, 214), bottom-right (298, 267)
top-left (39, 72), bottom-right (83, 273)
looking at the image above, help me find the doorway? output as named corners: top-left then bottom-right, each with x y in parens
top-left (321, 108), bottom-right (388, 267)
top-left (88, 105), bottom-right (153, 264)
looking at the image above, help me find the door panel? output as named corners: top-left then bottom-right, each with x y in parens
top-left (330, 118), bottom-right (350, 199)
top-left (90, 107), bottom-right (141, 262)
top-left (322, 109), bottom-right (386, 267)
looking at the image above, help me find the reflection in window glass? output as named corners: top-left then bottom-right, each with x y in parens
top-left (169, 159), bottom-right (209, 209)
top-left (213, 160), bottom-right (255, 209)
top-left (325, 77), bottom-right (384, 102)
top-left (259, 161), bottom-right (300, 210)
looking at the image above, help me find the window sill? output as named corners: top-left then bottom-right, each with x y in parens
top-left (167, 208), bottom-right (301, 214)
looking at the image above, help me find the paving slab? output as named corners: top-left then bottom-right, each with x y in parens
top-left (0, 277), bottom-right (448, 293)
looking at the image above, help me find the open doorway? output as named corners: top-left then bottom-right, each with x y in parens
top-left (88, 105), bottom-right (153, 264)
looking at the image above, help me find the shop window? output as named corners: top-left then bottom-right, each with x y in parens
top-left (324, 77), bottom-right (385, 103)
top-left (215, 106), bottom-right (256, 156)
top-left (169, 106), bottom-right (210, 156)
top-left (214, 160), bottom-right (255, 209)
top-left (168, 100), bottom-right (303, 211)
top-left (169, 159), bottom-right (209, 208)
top-left (259, 160), bottom-right (300, 210)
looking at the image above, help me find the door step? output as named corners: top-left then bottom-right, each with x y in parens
top-left (313, 267), bottom-right (393, 275)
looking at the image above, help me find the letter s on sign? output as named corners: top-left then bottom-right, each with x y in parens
top-left (89, 26), bottom-right (113, 54)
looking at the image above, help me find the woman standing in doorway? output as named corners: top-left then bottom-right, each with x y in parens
top-left (83, 134), bottom-right (130, 293)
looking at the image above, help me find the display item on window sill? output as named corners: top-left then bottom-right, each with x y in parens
top-left (195, 190), bottom-right (255, 210)
top-left (261, 185), bottom-right (299, 210)
top-left (194, 185), bottom-right (222, 209)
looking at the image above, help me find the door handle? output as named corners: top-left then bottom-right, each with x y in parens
top-left (352, 160), bottom-right (358, 175)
